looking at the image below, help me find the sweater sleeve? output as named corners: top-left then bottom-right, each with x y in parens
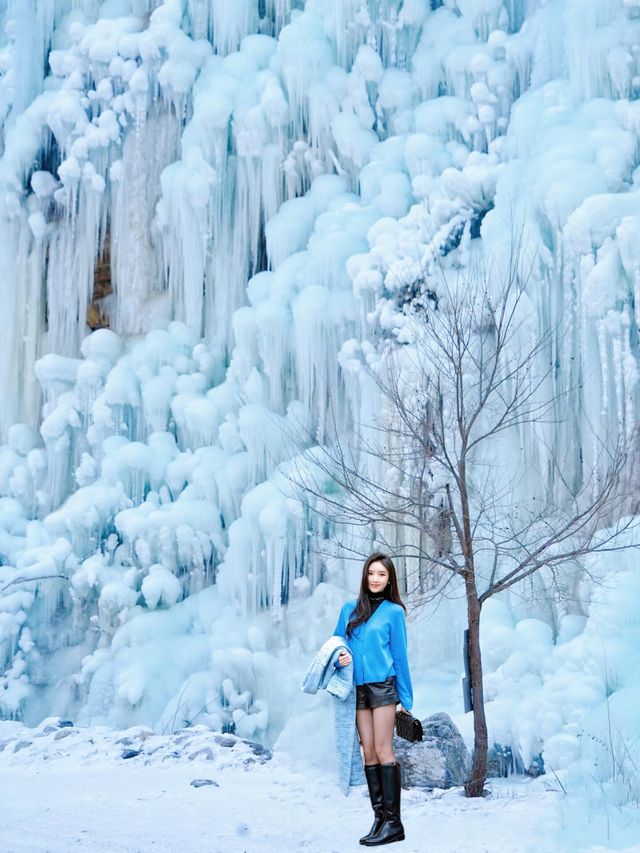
top-left (332, 603), bottom-right (350, 666)
top-left (389, 607), bottom-right (413, 710)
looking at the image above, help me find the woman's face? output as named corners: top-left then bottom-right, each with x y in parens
top-left (367, 561), bottom-right (389, 593)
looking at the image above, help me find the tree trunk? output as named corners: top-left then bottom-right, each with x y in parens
top-left (464, 587), bottom-right (488, 797)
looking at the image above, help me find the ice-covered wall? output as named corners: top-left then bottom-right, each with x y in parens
top-left (0, 0), bottom-right (639, 794)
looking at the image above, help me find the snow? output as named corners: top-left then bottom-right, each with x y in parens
top-left (0, 718), bottom-right (594, 853)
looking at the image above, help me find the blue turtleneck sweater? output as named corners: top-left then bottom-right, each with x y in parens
top-left (332, 598), bottom-right (414, 711)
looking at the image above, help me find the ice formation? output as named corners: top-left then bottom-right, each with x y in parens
top-left (1, 0), bottom-right (640, 824)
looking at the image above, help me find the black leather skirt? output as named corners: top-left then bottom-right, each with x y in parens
top-left (356, 675), bottom-right (399, 709)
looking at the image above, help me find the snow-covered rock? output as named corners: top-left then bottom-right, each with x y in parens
top-left (394, 712), bottom-right (471, 790)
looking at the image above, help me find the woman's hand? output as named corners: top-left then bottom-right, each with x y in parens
top-left (397, 704), bottom-right (408, 714)
top-left (337, 650), bottom-right (352, 667)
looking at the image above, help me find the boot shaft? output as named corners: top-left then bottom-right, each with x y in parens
top-left (364, 763), bottom-right (383, 804)
top-left (380, 762), bottom-right (402, 822)
top-left (359, 763), bottom-right (385, 846)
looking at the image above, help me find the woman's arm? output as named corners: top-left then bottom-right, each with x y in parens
top-left (389, 607), bottom-right (413, 711)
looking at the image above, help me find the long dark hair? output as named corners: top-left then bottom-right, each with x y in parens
top-left (345, 552), bottom-right (406, 637)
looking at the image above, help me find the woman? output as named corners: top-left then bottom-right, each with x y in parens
top-left (333, 552), bottom-right (413, 847)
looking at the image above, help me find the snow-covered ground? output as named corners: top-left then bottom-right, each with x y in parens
top-left (0, 718), bottom-right (635, 853)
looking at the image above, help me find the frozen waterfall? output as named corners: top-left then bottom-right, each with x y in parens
top-left (0, 1), bottom-right (639, 810)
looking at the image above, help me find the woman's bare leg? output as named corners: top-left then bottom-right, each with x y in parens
top-left (356, 708), bottom-right (378, 764)
top-left (372, 703), bottom-right (397, 765)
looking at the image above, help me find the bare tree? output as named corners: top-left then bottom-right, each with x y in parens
top-left (274, 248), bottom-right (640, 797)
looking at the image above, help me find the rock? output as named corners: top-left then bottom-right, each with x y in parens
top-left (161, 750), bottom-right (181, 761)
top-left (121, 748), bottom-right (142, 759)
top-left (189, 747), bottom-right (215, 761)
top-left (123, 726), bottom-right (154, 739)
top-left (213, 734), bottom-right (237, 748)
top-left (187, 724), bottom-right (213, 734)
top-left (526, 754), bottom-right (545, 777)
top-left (190, 778), bottom-right (219, 788)
top-left (38, 716), bottom-right (73, 730)
top-left (394, 712), bottom-right (470, 790)
top-left (54, 729), bottom-right (74, 740)
top-left (247, 741), bottom-right (272, 760)
top-left (13, 740), bottom-right (32, 752)
top-left (173, 734), bottom-right (193, 745)
top-left (115, 728), bottom-right (153, 746)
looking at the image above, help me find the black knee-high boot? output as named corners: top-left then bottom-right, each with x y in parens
top-left (362, 761), bottom-right (405, 846)
top-left (359, 764), bottom-right (385, 845)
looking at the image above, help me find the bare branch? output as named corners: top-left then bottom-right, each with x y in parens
top-left (0, 574), bottom-right (68, 594)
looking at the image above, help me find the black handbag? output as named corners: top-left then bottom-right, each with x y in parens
top-left (395, 709), bottom-right (423, 742)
